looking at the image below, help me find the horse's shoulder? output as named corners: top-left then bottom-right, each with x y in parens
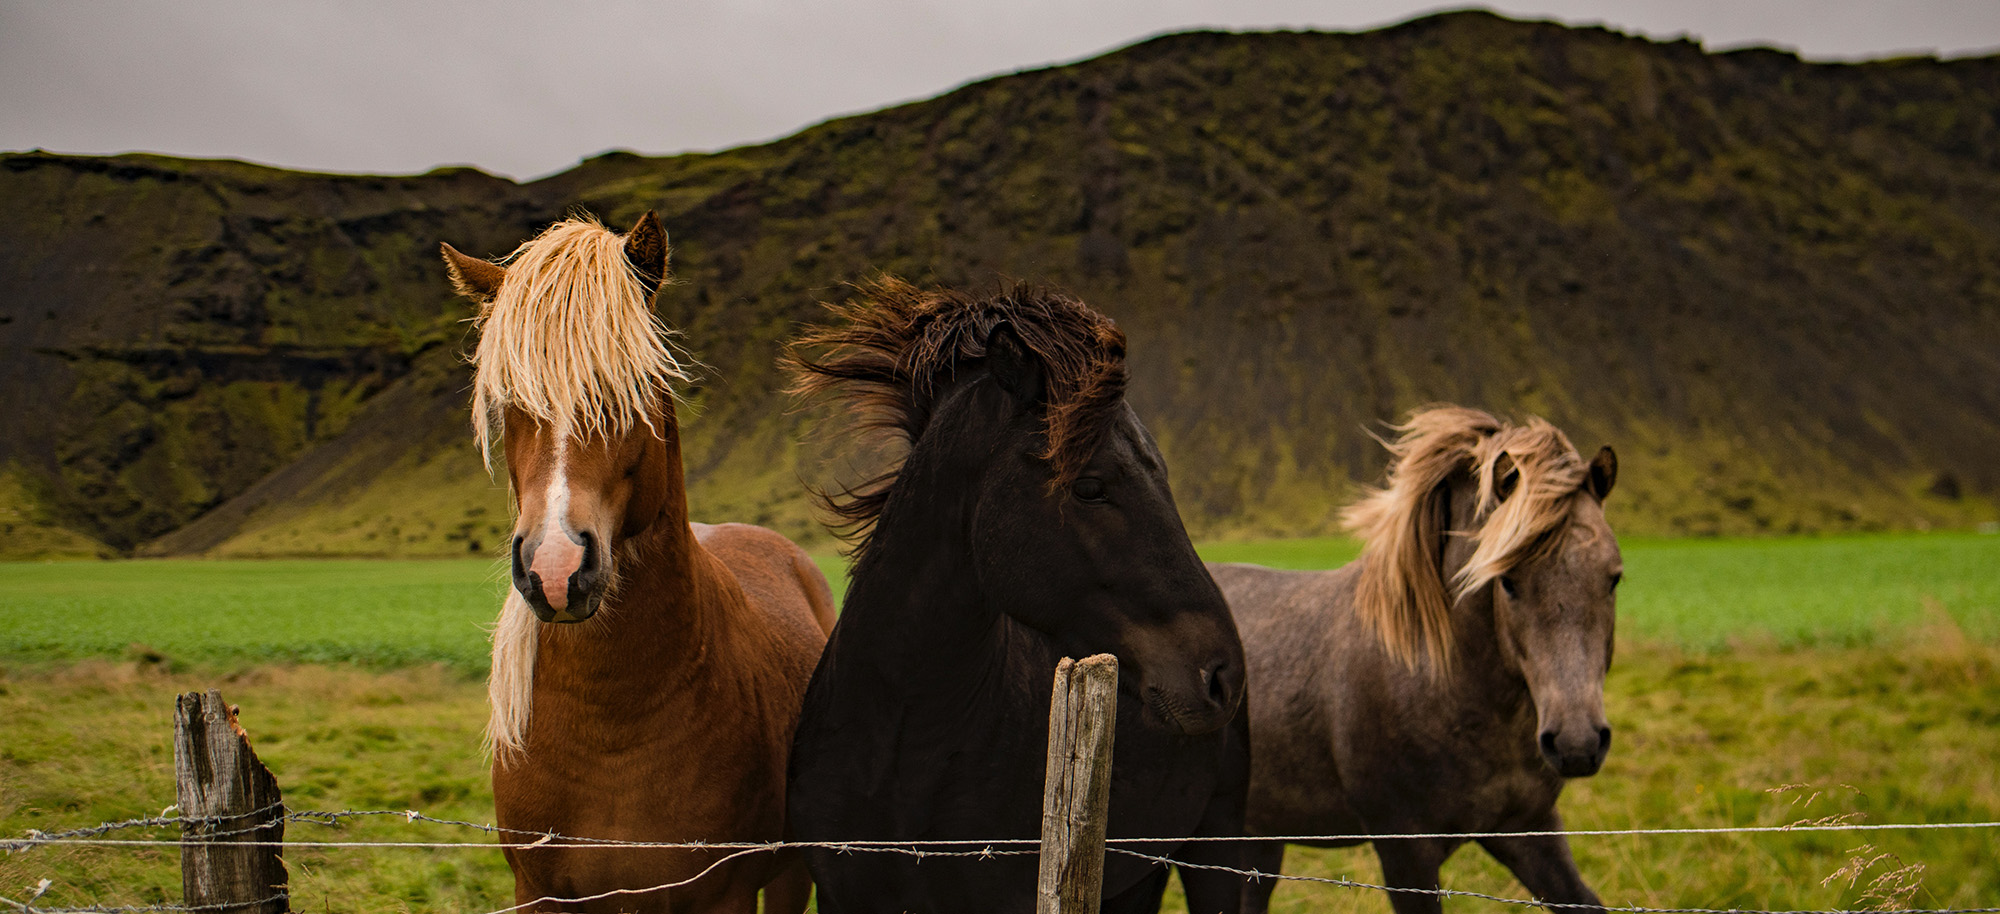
top-left (692, 520), bottom-right (793, 550)
top-left (691, 522), bottom-right (816, 573)
top-left (691, 522), bottom-right (837, 641)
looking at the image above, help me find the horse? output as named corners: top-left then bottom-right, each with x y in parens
top-left (783, 278), bottom-right (1252, 914)
top-left (1211, 406), bottom-right (1620, 914)
top-left (441, 212), bottom-right (836, 914)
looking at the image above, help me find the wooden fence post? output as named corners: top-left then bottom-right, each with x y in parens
top-left (1036, 653), bottom-right (1120, 914)
top-left (175, 690), bottom-right (288, 914)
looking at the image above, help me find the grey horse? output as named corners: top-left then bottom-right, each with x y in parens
top-left (1211, 406), bottom-right (1621, 913)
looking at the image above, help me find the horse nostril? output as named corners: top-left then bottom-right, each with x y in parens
top-left (1203, 660), bottom-right (1231, 706)
top-left (1597, 726), bottom-right (1612, 753)
top-left (1539, 731), bottom-right (1558, 758)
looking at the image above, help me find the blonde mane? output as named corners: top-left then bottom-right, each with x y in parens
top-left (1341, 406), bottom-right (1590, 675)
top-left (465, 214), bottom-right (688, 761)
top-left (484, 590), bottom-right (539, 761)
top-left (468, 215), bottom-right (689, 465)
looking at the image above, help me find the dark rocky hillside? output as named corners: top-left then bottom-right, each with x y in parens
top-left (4, 10), bottom-right (1997, 558)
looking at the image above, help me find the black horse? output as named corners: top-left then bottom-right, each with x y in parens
top-left (785, 278), bottom-right (1250, 914)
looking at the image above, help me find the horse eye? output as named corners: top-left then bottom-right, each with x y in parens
top-left (1610, 572), bottom-right (1623, 593)
top-left (1071, 477), bottom-right (1107, 503)
top-left (1499, 576), bottom-right (1519, 599)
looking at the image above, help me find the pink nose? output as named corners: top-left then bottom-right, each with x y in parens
top-left (530, 534), bottom-right (586, 609)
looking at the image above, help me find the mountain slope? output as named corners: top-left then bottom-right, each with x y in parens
top-left (4, 10), bottom-right (1997, 558)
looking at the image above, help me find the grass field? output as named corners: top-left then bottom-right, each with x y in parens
top-left (3, 533), bottom-right (1995, 670)
top-left (1199, 533), bottom-right (2000, 647)
top-left (2, 532), bottom-right (1999, 912)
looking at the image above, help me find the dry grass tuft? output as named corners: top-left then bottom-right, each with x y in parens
top-left (1822, 845), bottom-right (1927, 911)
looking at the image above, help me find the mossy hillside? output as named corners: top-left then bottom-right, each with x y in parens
top-left (202, 444), bottom-right (508, 560)
top-left (0, 465), bottom-right (115, 560)
top-left (7, 11), bottom-right (2000, 554)
top-left (0, 153), bottom-right (549, 553)
top-left (138, 347), bottom-right (512, 558)
top-left (528, 12), bottom-right (2000, 540)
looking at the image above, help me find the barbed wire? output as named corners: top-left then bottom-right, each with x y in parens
top-left (1121, 849), bottom-right (2000, 914)
top-left (10, 807), bottom-right (1999, 914)
top-left (18, 846), bottom-right (1990, 914)
top-left (5, 803), bottom-right (286, 850)
top-left (1147, 821), bottom-right (2000, 843)
top-left (0, 892), bottom-right (287, 914)
top-left (9, 805), bottom-right (2000, 853)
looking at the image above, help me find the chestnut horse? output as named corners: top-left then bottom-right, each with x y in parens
top-left (1213, 406), bottom-right (1621, 913)
top-left (784, 279), bottom-right (1250, 914)
top-left (442, 212), bottom-right (835, 914)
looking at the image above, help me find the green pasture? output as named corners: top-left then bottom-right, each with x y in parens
top-left (3, 642), bottom-right (1997, 912)
top-left (1197, 532), bottom-right (2000, 648)
top-left (2, 533), bottom-right (1999, 911)
top-left (2, 533), bottom-right (1996, 672)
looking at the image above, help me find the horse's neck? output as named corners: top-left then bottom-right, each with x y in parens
top-left (837, 451), bottom-right (997, 686)
top-left (1436, 581), bottom-right (1532, 708)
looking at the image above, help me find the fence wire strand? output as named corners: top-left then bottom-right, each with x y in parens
top-left (9, 806), bottom-right (2000, 853)
top-left (1115, 848), bottom-right (2000, 914)
top-left (9, 806), bottom-right (2000, 914)
top-left (0, 893), bottom-right (288, 914)
top-left (7, 803), bottom-right (287, 850)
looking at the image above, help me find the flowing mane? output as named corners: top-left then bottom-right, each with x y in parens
top-left (785, 276), bottom-right (1128, 553)
top-left (1341, 406), bottom-right (1590, 673)
top-left (467, 215), bottom-right (689, 463)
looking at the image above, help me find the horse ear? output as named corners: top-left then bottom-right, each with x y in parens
top-left (1423, 474), bottom-right (1454, 572)
top-left (441, 243), bottom-right (506, 302)
top-left (1493, 453), bottom-right (1521, 501)
top-left (623, 210), bottom-right (669, 299)
top-left (985, 321), bottom-right (1045, 405)
top-left (1586, 445), bottom-right (1617, 501)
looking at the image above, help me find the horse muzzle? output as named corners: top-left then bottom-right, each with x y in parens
top-left (1538, 723), bottom-right (1612, 778)
top-left (512, 530), bottom-right (607, 623)
top-left (1142, 656), bottom-right (1243, 736)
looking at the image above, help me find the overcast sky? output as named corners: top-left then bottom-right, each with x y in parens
top-left (4, 1), bottom-right (1998, 181)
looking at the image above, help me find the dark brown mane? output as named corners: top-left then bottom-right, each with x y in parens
top-left (785, 276), bottom-right (1128, 549)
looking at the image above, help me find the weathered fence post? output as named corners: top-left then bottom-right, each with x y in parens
top-left (175, 690), bottom-right (288, 914)
top-left (1036, 653), bottom-right (1119, 914)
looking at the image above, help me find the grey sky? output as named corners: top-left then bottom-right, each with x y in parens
top-left (4, 1), bottom-right (1998, 180)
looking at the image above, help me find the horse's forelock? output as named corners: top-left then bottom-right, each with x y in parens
top-left (1453, 421), bottom-right (1590, 602)
top-left (1343, 408), bottom-right (1598, 678)
top-left (468, 215), bottom-right (690, 468)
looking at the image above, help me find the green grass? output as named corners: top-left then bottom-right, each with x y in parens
top-left (1613, 533), bottom-right (2000, 647)
top-left (4, 644), bottom-right (1997, 912)
top-left (0, 559), bottom-right (512, 672)
top-left (1197, 536), bottom-right (1363, 570)
top-left (0, 665), bottom-right (511, 913)
top-left (3, 533), bottom-right (1997, 675)
top-left (1195, 532), bottom-right (2000, 647)
top-left (2, 533), bottom-right (1999, 910)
